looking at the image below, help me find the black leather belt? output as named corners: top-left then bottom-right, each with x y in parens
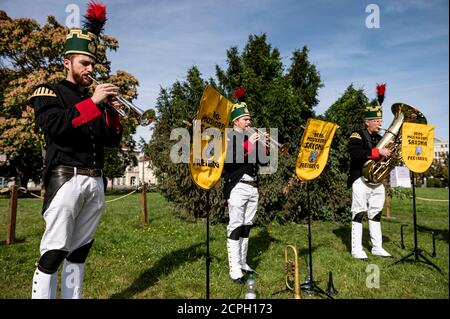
top-left (52, 165), bottom-right (102, 177)
top-left (239, 180), bottom-right (257, 187)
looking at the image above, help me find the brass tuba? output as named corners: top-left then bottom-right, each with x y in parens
top-left (362, 103), bottom-right (427, 185)
top-left (284, 245), bottom-right (302, 299)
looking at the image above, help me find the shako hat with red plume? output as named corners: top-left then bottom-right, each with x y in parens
top-left (64, 1), bottom-right (107, 59)
top-left (364, 83), bottom-right (386, 120)
top-left (230, 87), bottom-right (250, 122)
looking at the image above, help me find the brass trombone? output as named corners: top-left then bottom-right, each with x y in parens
top-left (284, 244), bottom-right (302, 299)
top-left (88, 75), bottom-right (155, 126)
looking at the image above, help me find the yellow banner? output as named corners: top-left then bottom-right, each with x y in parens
top-left (296, 118), bottom-right (337, 181)
top-left (189, 85), bottom-right (233, 190)
top-left (402, 123), bottom-right (434, 173)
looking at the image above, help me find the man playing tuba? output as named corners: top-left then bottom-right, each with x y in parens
top-left (347, 84), bottom-right (392, 259)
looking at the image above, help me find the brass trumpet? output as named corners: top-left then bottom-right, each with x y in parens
top-left (88, 75), bottom-right (155, 126)
top-left (285, 244), bottom-right (302, 299)
top-left (246, 127), bottom-right (289, 154)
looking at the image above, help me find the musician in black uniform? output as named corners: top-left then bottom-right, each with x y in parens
top-left (29, 3), bottom-right (122, 298)
top-left (222, 87), bottom-right (269, 284)
top-left (348, 103), bottom-right (392, 259)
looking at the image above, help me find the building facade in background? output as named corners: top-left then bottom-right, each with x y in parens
top-left (108, 155), bottom-right (157, 190)
top-left (434, 137), bottom-right (449, 163)
top-left (20, 153), bottom-right (157, 190)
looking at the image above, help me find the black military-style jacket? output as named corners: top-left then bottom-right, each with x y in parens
top-left (347, 129), bottom-right (382, 188)
top-left (222, 130), bottom-right (269, 199)
top-left (30, 80), bottom-right (123, 174)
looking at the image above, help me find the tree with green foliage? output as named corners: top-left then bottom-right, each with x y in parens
top-left (0, 11), bottom-right (142, 188)
top-left (146, 34), bottom-right (367, 224)
top-left (146, 67), bottom-right (212, 220)
top-left (323, 84), bottom-right (369, 173)
top-left (422, 154), bottom-right (449, 187)
top-left (318, 84), bottom-right (371, 220)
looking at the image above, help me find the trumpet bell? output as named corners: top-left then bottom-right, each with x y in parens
top-left (115, 95), bottom-right (155, 126)
top-left (88, 74), bottom-right (155, 127)
top-left (138, 109), bottom-right (156, 126)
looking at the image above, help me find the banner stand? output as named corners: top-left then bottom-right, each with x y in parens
top-left (205, 191), bottom-right (212, 299)
top-left (294, 118), bottom-right (338, 299)
top-left (189, 85), bottom-right (233, 299)
top-left (389, 122), bottom-right (440, 272)
top-left (389, 172), bottom-right (441, 272)
top-left (300, 181), bottom-right (334, 299)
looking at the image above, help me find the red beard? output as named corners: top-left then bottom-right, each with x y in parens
top-left (73, 72), bottom-right (92, 87)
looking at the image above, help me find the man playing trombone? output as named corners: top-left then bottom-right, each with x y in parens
top-left (222, 87), bottom-right (270, 284)
top-left (29, 2), bottom-right (123, 298)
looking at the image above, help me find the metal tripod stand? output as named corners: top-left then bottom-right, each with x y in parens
top-left (300, 181), bottom-right (334, 299)
top-left (389, 172), bottom-right (441, 272)
top-left (205, 191), bottom-right (213, 299)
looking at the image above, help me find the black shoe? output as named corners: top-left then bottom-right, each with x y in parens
top-left (233, 276), bottom-right (246, 285)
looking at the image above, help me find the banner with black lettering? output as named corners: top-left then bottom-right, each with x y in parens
top-left (296, 118), bottom-right (337, 181)
top-left (402, 122), bottom-right (434, 173)
top-left (189, 85), bottom-right (233, 190)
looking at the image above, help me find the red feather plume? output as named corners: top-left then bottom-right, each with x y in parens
top-left (232, 87), bottom-right (246, 102)
top-left (83, 1), bottom-right (107, 37)
top-left (376, 83), bottom-right (386, 105)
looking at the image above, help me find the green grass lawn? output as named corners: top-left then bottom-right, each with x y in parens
top-left (0, 187), bottom-right (448, 299)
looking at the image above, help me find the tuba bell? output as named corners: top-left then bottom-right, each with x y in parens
top-left (284, 244), bottom-right (302, 299)
top-left (362, 103), bottom-right (427, 185)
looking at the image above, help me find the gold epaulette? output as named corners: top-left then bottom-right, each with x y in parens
top-left (350, 132), bottom-right (362, 140)
top-left (30, 86), bottom-right (57, 99)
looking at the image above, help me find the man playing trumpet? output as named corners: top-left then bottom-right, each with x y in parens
top-left (347, 84), bottom-right (392, 259)
top-left (222, 87), bottom-right (270, 284)
top-left (29, 2), bottom-right (122, 298)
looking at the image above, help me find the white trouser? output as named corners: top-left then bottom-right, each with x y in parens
top-left (40, 174), bottom-right (105, 256)
top-left (227, 182), bottom-right (258, 237)
top-left (226, 182), bottom-right (259, 279)
top-left (351, 177), bottom-right (385, 219)
top-left (351, 177), bottom-right (390, 257)
top-left (32, 174), bottom-right (104, 299)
